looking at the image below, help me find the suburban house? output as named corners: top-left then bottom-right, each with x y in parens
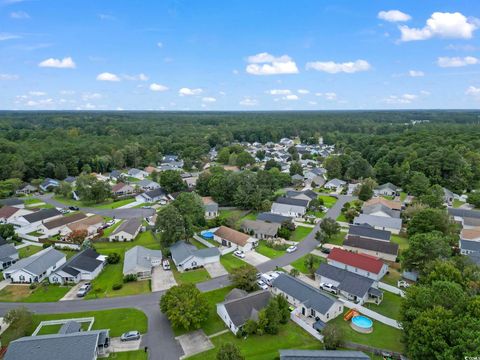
top-left (304, 167), bottom-right (327, 181)
top-left (16, 184), bottom-right (38, 195)
top-left (364, 197), bottom-right (402, 212)
top-left (0, 206), bottom-right (32, 224)
top-left (38, 212), bottom-right (87, 237)
top-left (3, 247), bottom-right (66, 283)
top-left (0, 198), bottom-right (25, 208)
top-left (324, 178), bottom-right (346, 191)
top-left (39, 178), bottom-right (60, 192)
top-left (136, 188), bottom-right (168, 203)
top-left (459, 227), bottom-right (480, 258)
top-left (67, 215), bottom-right (104, 237)
top-left (374, 183), bottom-right (400, 197)
top-left (353, 214), bottom-right (402, 234)
top-left (181, 172), bottom-right (199, 188)
top-left (0, 238), bottom-right (19, 270)
top-left (202, 196), bottom-right (219, 219)
top-left (127, 168), bottom-right (149, 180)
top-left (272, 274), bottom-right (343, 331)
top-left (213, 226), bottom-right (258, 252)
top-left (285, 190), bottom-right (318, 204)
top-left (327, 248), bottom-right (388, 281)
top-left (241, 219), bottom-right (280, 239)
top-left (108, 218), bottom-right (141, 242)
top-left (217, 289), bottom-right (271, 334)
top-left (20, 208), bottom-right (63, 225)
top-left (362, 203), bottom-right (400, 218)
top-left (448, 208), bottom-right (480, 228)
top-left (123, 245), bottom-right (163, 280)
top-left (49, 249), bottom-right (105, 284)
top-left (136, 179), bottom-right (160, 191)
top-left (315, 263), bottom-right (383, 305)
top-left (144, 165), bottom-right (157, 175)
top-left (257, 212), bottom-right (293, 225)
top-left (347, 224), bottom-right (391, 242)
top-left (111, 182), bottom-right (135, 197)
top-left (5, 327), bottom-right (110, 360)
top-left (170, 240), bottom-right (221, 272)
top-left (271, 197), bottom-right (308, 218)
top-left (343, 236), bottom-right (399, 262)
top-left (161, 154), bottom-right (184, 168)
top-left (279, 350), bottom-right (370, 360)
top-left (109, 170), bottom-right (122, 181)
top-left (291, 174), bottom-right (305, 185)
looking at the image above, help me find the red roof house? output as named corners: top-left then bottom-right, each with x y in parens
top-left (327, 248), bottom-right (388, 280)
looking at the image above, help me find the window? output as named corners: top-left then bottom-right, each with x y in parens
top-left (19, 275), bottom-right (25, 281)
top-left (327, 313), bottom-right (329, 319)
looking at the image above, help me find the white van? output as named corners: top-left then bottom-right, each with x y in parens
top-left (261, 273), bottom-right (274, 286)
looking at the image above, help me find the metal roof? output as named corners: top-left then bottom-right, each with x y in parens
top-left (316, 263), bottom-right (374, 298)
top-left (279, 350), bottom-right (371, 360)
top-left (6, 247), bottom-right (65, 276)
top-left (123, 245), bottom-right (162, 274)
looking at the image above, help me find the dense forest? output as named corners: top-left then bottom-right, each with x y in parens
top-left (1, 110), bottom-right (480, 193)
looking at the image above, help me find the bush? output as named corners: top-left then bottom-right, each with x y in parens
top-left (29, 283), bottom-right (37, 290)
top-left (123, 274), bottom-right (137, 283)
top-left (107, 252), bottom-right (121, 264)
top-left (112, 283), bottom-right (123, 290)
top-left (265, 240), bottom-right (289, 251)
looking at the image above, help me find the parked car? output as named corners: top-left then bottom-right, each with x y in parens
top-left (69, 206), bottom-right (80, 211)
top-left (233, 250), bottom-right (245, 258)
top-left (120, 331), bottom-right (141, 342)
top-left (260, 273), bottom-right (274, 286)
top-left (257, 280), bottom-right (268, 290)
top-left (59, 208), bottom-right (70, 214)
top-left (106, 220), bottom-right (115, 226)
top-left (76, 283), bottom-right (91, 297)
top-left (320, 247), bottom-right (331, 254)
top-left (286, 245), bottom-right (297, 253)
top-left (319, 282), bottom-right (337, 294)
top-left (256, 272), bottom-right (262, 279)
top-left (162, 259), bottom-right (170, 270)
top-left (142, 205), bottom-right (152, 209)
top-left (397, 280), bottom-right (410, 288)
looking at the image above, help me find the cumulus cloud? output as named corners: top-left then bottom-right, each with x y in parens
top-left (10, 11), bottom-right (29, 19)
top-left (0, 73), bottom-right (19, 80)
top-left (466, 86), bottom-right (480, 96)
top-left (306, 60), bottom-right (370, 74)
top-left (29, 91), bottom-right (46, 96)
top-left (0, 32), bottom-right (21, 41)
top-left (399, 12), bottom-right (478, 42)
top-left (96, 72), bottom-right (120, 81)
top-left (246, 52), bottom-right (299, 75)
top-left (437, 56), bottom-right (478, 67)
top-left (202, 97), bottom-right (216, 103)
top-left (297, 89), bottom-right (310, 94)
top-left (266, 89), bottom-right (291, 95)
top-left (316, 92), bottom-right (337, 100)
top-left (179, 87), bottom-right (203, 96)
top-left (149, 83), bottom-right (168, 92)
top-left (283, 94), bottom-right (299, 101)
top-left (378, 10), bottom-right (411, 22)
top-left (408, 70), bottom-right (425, 77)
top-left (383, 91), bottom-right (428, 104)
top-left (39, 57), bottom-right (76, 69)
top-left (239, 98), bottom-right (258, 106)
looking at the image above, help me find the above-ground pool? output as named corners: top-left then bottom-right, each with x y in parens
top-left (201, 231), bottom-right (214, 239)
top-left (351, 315), bottom-right (373, 334)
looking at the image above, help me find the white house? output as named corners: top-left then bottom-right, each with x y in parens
top-left (4, 247), bottom-right (66, 283)
top-left (0, 239), bottom-right (19, 270)
top-left (374, 183), bottom-right (400, 197)
top-left (170, 241), bottom-right (220, 272)
top-left (271, 197), bottom-right (308, 218)
top-left (327, 248), bottom-right (388, 281)
top-left (38, 213), bottom-right (87, 237)
top-left (135, 188), bottom-right (168, 203)
top-left (123, 246), bottom-right (163, 280)
top-left (202, 197), bottom-right (219, 219)
top-left (213, 226), bottom-right (258, 252)
top-left (324, 178), bottom-right (346, 191)
top-left (108, 218), bottom-right (141, 242)
top-left (49, 249), bottom-right (105, 284)
top-left (127, 168), bottom-right (149, 180)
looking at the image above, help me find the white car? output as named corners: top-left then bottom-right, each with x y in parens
top-left (233, 250), bottom-right (245, 258)
top-left (320, 282), bottom-right (337, 294)
top-left (397, 280), bottom-right (410, 288)
top-left (257, 280), bottom-right (268, 290)
top-left (162, 259), bottom-right (170, 270)
top-left (286, 245), bottom-right (297, 253)
top-left (106, 220), bottom-right (115, 226)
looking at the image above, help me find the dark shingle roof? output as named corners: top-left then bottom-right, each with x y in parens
top-left (272, 274), bottom-right (337, 315)
top-left (348, 224), bottom-right (391, 242)
top-left (221, 290), bottom-right (271, 327)
top-left (59, 321), bottom-right (81, 334)
top-left (0, 198), bottom-right (23, 206)
top-left (449, 208), bottom-right (480, 219)
top-left (275, 197), bottom-right (309, 207)
top-left (6, 247), bottom-right (65, 276)
top-left (257, 212), bottom-right (293, 224)
top-left (170, 240), bottom-right (220, 264)
top-left (316, 263), bottom-right (374, 298)
top-left (43, 213), bottom-right (87, 230)
top-left (280, 350), bottom-right (371, 360)
top-left (23, 208), bottom-right (61, 223)
top-left (56, 248), bottom-right (103, 276)
top-left (111, 218), bottom-right (141, 236)
top-left (144, 187), bottom-right (167, 198)
top-left (0, 243), bottom-right (18, 262)
top-left (344, 236), bottom-right (399, 256)
top-left (460, 239), bottom-right (480, 252)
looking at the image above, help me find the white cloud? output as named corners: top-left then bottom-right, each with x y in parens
top-left (157, 42), bottom-right (163, 48)
top-left (26, 98), bottom-right (54, 107)
top-left (437, 56), bottom-right (478, 67)
top-left (0, 73), bottom-right (19, 80)
top-left (202, 97), bottom-right (216, 103)
top-left (283, 94), bottom-right (299, 101)
top-left (267, 89), bottom-right (291, 95)
top-left (29, 91), bottom-right (46, 96)
top-left (123, 73), bottom-right (148, 81)
top-left (179, 87), bottom-right (203, 96)
top-left (149, 83), bottom-right (169, 92)
top-left (297, 89), bottom-right (310, 94)
top-left (246, 52), bottom-right (299, 75)
top-left (316, 92), bottom-right (337, 100)
top-left (378, 10), bottom-right (411, 22)
top-left (399, 12), bottom-right (478, 42)
top-left (82, 92), bottom-right (102, 100)
top-left (308, 101), bottom-right (317, 105)
top-left (408, 70), bottom-right (425, 77)
top-left (10, 11), bottom-right (29, 19)
top-left (0, 33), bottom-right (21, 41)
top-left (96, 72), bottom-right (120, 81)
top-left (466, 86), bottom-right (480, 96)
top-left (39, 57), bottom-right (76, 69)
top-left (239, 98), bottom-right (258, 106)
top-left (383, 93), bottom-right (420, 104)
top-left (306, 59), bottom-right (370, 74)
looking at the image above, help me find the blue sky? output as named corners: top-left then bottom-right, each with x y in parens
top-left (0, 0), bottom-right (479, 110)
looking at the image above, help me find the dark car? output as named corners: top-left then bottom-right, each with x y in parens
top-left (69, 206), bottom-right (80, 211)
top-left (320, 247), bottom-right (331, 254)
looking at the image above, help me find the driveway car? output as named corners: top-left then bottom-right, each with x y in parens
top-left (257, 280), bottom-right (268, 290)
top-left (319, 282), bottom-right (337, 294)
top-left (234, 250), bottom-right (245, 258)
top-left (162, 259), bottom-right (171, 270)
top-left (120, 331), bottom-right (141, 342)
top-left (76, 282), bottom-right (91, 297)
top-left (69, 206), bottom-right (80, 211)
top-left (286, 245), bottom-right (297, 253)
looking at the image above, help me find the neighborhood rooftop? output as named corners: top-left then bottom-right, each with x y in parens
top-left (279, 350), bottom-right (371, 360)
top-left (328, 248), bottom-right (384, 274)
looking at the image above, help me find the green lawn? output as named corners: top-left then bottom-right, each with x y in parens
top-left (382, 267), bottom-right (402, 287)
top-left (94, 231), bottom-right (160, 255)
top-left (290, 226), bottom-right (313, 242)
top-left (23, 198), bottom-right (42, 205)
top-left (102, 220), bottom-right (123, 237)
top-left (0, 308), bottom-right (147, 347)
top-left (190, 238), bottom-right (208, 249)
top-left (53, 195), bottom-right (135, 210)
top-left (307, 210), bottom-right (325, 218)
top-left (172, 263), bottom-right (211, 285)
top-left (326, 231), bottom-right (346, 246)
top-left (290, 254), bottom-right (325, 274)
top-left (336, 213), bottom-right (348, 222)
top-left (390, 234), bottom-right (409, 251)
top-left (330, 310), bottom-right (404, 353)
top-left (0, 284), bottom-right (71, 302)
top-left (218, 209), bottom-right (244, 220)
top-left (453, 199), bottom-right (464, 208)
top-left (365, 291), bottom-right (403, 320)
top-left (18, 245), bottom-right (43, 258)
top-left (220, 253), bottom-right (251, 273)
top-left (186, 321), bottom-right (322, 360)
top-left (255, 241), bottom-right (286, 259)
top-left (108, 351), bottom-right (148, 360)
top-left (318, 195), bottom-right (337, 208)
top-left (399, 192), bottom-right (407, 201)
top-left (173, 286), bottom-right (234, 337)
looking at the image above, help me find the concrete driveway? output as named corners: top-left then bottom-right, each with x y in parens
top-left (151, 267), bottom-right (177, 292)
top-left (109, 337), bottom-right (142, 352)
top-left (176, 330), bottom-right (214, 359)
top-left (204, 262), bottom-right (228, 278)
top-left (243, 251), bottom-right (270, 266)
top-left (60, 282), bottom-right (85, 301)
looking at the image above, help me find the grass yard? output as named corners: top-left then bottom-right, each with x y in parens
top-left (453, 199), bottom-right (464, 208)
top-left (220, 253), bottom-right (251, 273)
top-left (108, 351), bottom-right (148, 360)
top-left (330, 310), bottom-right (404, 353)
top-left (290, 254), bottom-right (325, 274)
top-left (18, 245), bottom-right (43, 258)
top-left (336, 213), bottom-right (348, 223)
top-left (326, 231), bottom-right (346, 246)
top-left (390, 234), bottom-right (409, 251)
top-left (365, 291), bottom-right (403, 320)
top-left (0, 284), bottom-right (71, 302)
top-left (399, 192), bottom-right (407, 201)
top-left (172, 264), bottom-right (211, 285)
top-left (255, 241), bottom-right (285, 259)
top-left (218, 209), bottom-right (244, 220)
top-left (290, 226), bottom-right (313, 242)
top-left (307, 210), bottom-right (325, 218)
top-left (102, 220), bottom-right (123, 237)
top-left (190, 238), bottom-right (208, 249)
top-left (23, 198), bottom-right (42, 205)
top-left (94, 231), bottom-right (160, 255)
top-left (382, 267), bottom-right (402, 287)
top-left (53, 195), bottom-right (135, 210)
top-left (318, 195), bottom-right (337, 208)
top-left (186, 321), bottom-right (322, 360)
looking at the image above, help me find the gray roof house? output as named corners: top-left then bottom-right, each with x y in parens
top-left (460, 239), bottom-right (480, 255)
top-left (362, 203), bottom-right (400, 218)
top-left (0, 198), bottom-right (24, 208)
top-left (123, 245), bottom-right (162, 279)
top-left (347, 224), bottom-right (391, 242)
top-left (3, 247), bottom-right (66, 283)
top-left (257, 212), bottom-right (293, 224)
top-left (136, 179), bottom-right (160, 191)
top-left (49, 249), bottom-right (105, 284)
top-left (22, 208), bottom-right (62, 224)
top-left (241, 219), bottom-right (280, 239)
top-left (353, 214), bottom-right (402, 234)
top-left (170, 240), bottom-right (220, 272)
top-left (324, 178), bottom-right (346, 190)
top-left (279, 350), bottom-right (371, 360)
top-left (217, 289), bottom-right (271, 334)
top-left (0, 242), bottom-right (19, 270)
top-left (271, 197), bottom-right (308, 218)
top-left (286, 190), bottom-right (318, 203)
top-left (5, 329), bottom-right (110, 360)
top-left (136, 187), bottom-right (168, 203)
top-left (343, 236), bottom-right (399, 261)
top-left (108, 218), bottom-right (142, 242)
top-left (448, 208), bottom-right (480, 227)
top-left (374, 183), bottom-right (400, 196)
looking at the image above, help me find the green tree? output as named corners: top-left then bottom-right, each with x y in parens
top-left (160, 170), bottom-right (187, 193)
top-left (54, 181), bottom-right (72, 198)
top-left (467, 191), bottom-right (480, 208)
top-left (4, 307), bottom-right (33, 342)
top-left (229, 265), bottom-right (258, 292)
top-left (319, 218), bottom-right (340, 241)
top-left (255, 150), bottom-right (266, 161)
top-left (155, 205), bottom-right (186, 246)
top-left (0, 224), bottom-right (16, 240)
top-left (172, 192), bottom-right (206, 232)
top-left (263, 298), bottom-right (281, 334)
top-left (406, 171), bottom-right (430, 197)
top-left (289, 162), bottom-right (303, 176)
top-left (402, 232), bottom-right (451, 274)
top-left (217, 147), bottom-right (231, 164)
top-left (322, 323), bottom-right (343, 350)
top-left (407, 208), bottom-right (455, 237)
top-left (289, 268), bottom-right (300, 277)
top-left (324, 156), bottom-right (342, 179)
top-left (236, 151), bottom-right (255, 168)
top-left (216, 343), bottom-right (245, 360)
top-left (304, 254), bottom-right (318, 276)
top-left (243, 319), bottom-right (258, 335)
top-left (274, 295), bottom-right (290, 324)
top-left (264, 159), bottom-right (280, 171)
top-left (420, 184), bottom-right (445, 208)
top-left (160, 284), bottom-right (209, 331)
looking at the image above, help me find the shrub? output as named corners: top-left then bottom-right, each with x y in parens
top-left (107, 252), bottom-right (121, 264)
top-left (112, 283), bottom-right (123, 290)
top-left (29, 283), bottom-right (37, 290)
top-left (123, 274), bottom-right (137, 283)
top-left (265, 240), bottom-right (289, 251)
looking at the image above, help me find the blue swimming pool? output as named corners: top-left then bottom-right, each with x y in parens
top-left (351, 315), bottom-right (373, 333)
top-left (201, 231), bottom-right (214, 239)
